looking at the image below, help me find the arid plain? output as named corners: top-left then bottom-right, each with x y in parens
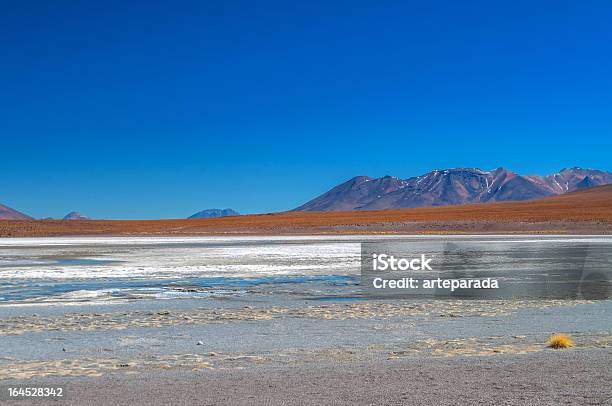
top-left (2, 187), bottom-right (612, 405)
top-left (1, 185), bottom-right (612, 237)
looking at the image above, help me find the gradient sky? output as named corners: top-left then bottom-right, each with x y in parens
top-left (1, 0), bottom-right (611, 219)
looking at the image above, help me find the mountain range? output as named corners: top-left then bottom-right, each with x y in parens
top-left (294, 167), bottom-right (612, 211)
top-left (188, 208), bottom-right (240, 219)
top-left (2, 167), bottom-right (611, 219)
top-left (63, 212), bottom-right (91, 220)
top-left (0, 204), bottom-right (32, 220)
top-left (0, 207), bottom-right (92, 220)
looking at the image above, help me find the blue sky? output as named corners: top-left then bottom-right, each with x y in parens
top-left (1, 0), bottom-right (611, 219)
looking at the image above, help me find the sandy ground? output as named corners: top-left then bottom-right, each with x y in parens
top-left (5, 350), bottom-right (612, 406)
top-left (1, 299), bottom-right (612, 405)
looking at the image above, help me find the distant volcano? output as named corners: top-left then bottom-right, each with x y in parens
top-left (188, 208), bottom-right (240, 219)
top-left (0, 204), bottom-right (32, 220)
top-left (294, 167), bottom-right (612, 211)
top-left (63, 211), bottom-right (91, 220)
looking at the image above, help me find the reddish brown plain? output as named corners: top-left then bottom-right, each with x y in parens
top-left (2, 185), bottom-right (612, 237)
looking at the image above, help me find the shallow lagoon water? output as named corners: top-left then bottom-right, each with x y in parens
top-left (0, 235), bottom-right (610, 305)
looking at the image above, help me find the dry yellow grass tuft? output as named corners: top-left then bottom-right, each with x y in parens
top-left (547, 334), bottom-right (574, 349)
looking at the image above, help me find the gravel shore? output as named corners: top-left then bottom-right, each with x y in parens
top-left (8, 349), bottom-right (611, 406)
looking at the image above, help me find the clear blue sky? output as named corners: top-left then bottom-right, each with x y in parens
top-left (1, 0), bottom-right (611, 219)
